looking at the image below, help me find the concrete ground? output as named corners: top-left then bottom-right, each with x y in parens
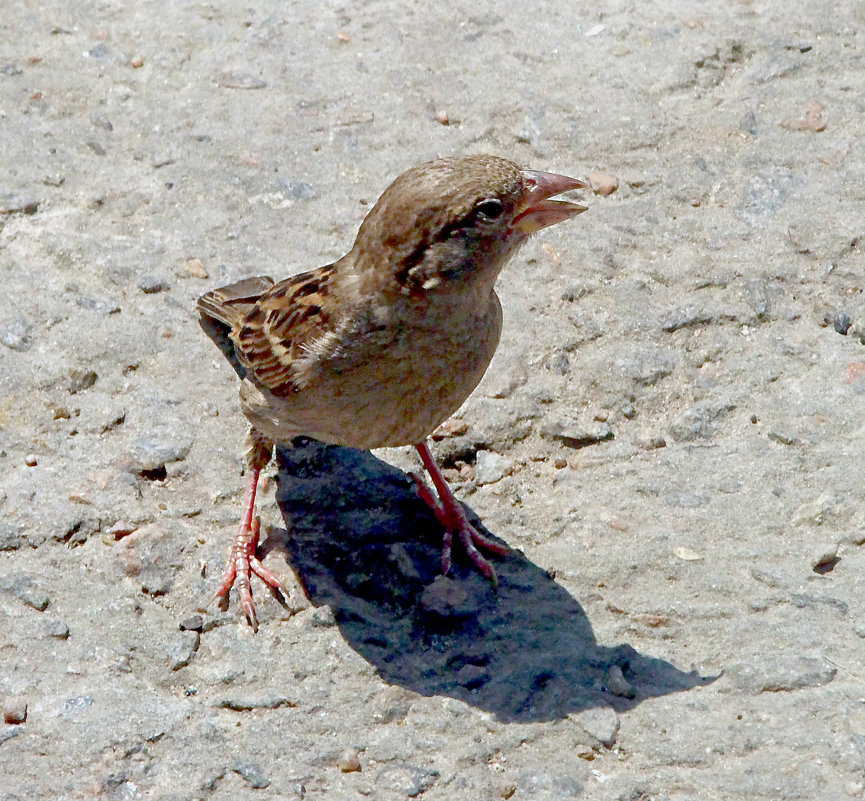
top-left (1, 2), bottom-right (864, 799)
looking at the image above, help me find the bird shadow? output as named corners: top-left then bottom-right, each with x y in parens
top-left (264, 439), bottom-right (715, 723)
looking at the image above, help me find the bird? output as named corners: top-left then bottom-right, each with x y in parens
top-left (197, 154), bottom-right (588, 631)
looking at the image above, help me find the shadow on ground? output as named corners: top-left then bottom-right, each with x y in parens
top-left (265, 440), bottom-right (714, 723)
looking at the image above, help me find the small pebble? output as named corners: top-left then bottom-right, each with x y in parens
top-left (602, 511), bottom-right (629, 531)
top-left (89, 112), bottom-right (113, 131)
top-left (431, 419), bottom-right (468, 440)
top-left (388, 542), bottom-right (422, 580)
top-left (664, 492), bottom-right (710, 508)
top-left (181, 258), bottom-right (208, 279)
top-left (3, 696), bottom-right (27, 724)
top-left (739, 111), bottom-right (758, 135)
top-left (834, 312), bottom-right (852, 335)
top-left (544, 350), bottom-right (570, 375)
top-left (25, 454), bottom-right (37, 467)
top-left (587, 172), bottom-right (619, 196)
top-left (376, 764), bottom-right (438, 796)
top-left (132, 429), bottom-right (192, 469)
top-left (0, 575), bottom-right (50, 611)
top-left (310, 604), bottom-right (336, 627)
top-left (168, 630), bottom-right (200, 670)
top-left (42, 620), bottom-right (70, 639)
top-left (435, 109), bottom-right (449, 126)
top-left (338, 748), bottom-right (361, 772)
top-left (455, 664), bottom-right (489, 689)
top-left (539, 242), bottom-right (561, 264)
top-left (68, 369), bottom-right (98, 394)
top-left (572, 706), bottom-right (619, 748)
top-left (781, 100), bottom-right (825, 132)
top-left (232, 761), bottom-right (270, 789)
top-left (673, 546), bottom-right (703, 561)
top-left (843, 362), bottom-right (865, 384)
top-left (140, 568), bottom-right (173, 596)
top-left (77, 295), bottom-right (120, 314)
top-left (276, 177), bottom-right (316, 200)
top-left (0, 526), bottom-right (25, 551)
top-left (540, 419), bottom-right (613, 448)
top-left (131, 56), bottom-right (143, 68)
top-left (138, 275), bottom-right (169, 294)
top-left (0, 319), bottom-right (31, 351)
top-left (606, 665), bottom-right (636, 698)
top-left (418, 576), bottom-right (472, 620)
top-left (0, 726), bottom-right (21, 745)
top-left (812, 542), bottom-right (840, 574)
top-left (635, 433), bottom-right (666, 450)
top-left (105, 520), bottom-right (137, 540)
top-left (474, 450), bottom-right (512, 485)
top-left (179, 614), bottom-right (204, 632)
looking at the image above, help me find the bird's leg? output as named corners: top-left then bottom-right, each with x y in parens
top-left (411, 440), bottom-right (509, 585)
top-left (210, 428), bottom-right (288, 632)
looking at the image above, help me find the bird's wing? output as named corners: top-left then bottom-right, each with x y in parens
top-left (198, 276), bottom-right (276, 379)
top-left (230, 266), bottom-right (340, 394)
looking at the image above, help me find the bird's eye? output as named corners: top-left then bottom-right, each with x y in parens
top-left (475, 198), bottom-right (504, 220)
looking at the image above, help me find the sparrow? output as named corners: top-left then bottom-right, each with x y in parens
top-left (198, 154), bottom-right (588, 630)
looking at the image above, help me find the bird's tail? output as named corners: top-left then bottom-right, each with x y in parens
top-left (197, 276), bottom-right (275, 379)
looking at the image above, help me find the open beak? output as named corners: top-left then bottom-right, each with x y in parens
top-left (513, 170), bottom-right (589, 234)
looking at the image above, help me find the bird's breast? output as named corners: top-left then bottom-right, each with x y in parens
top-left (240, 290), bottom-right (503, 449)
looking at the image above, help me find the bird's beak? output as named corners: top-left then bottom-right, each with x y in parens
top-left (514, 170), bottom-right (589, 234)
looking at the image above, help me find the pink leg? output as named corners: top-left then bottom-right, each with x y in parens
top-left (211, 467), bottom-right (289, 632)
top-left (411, 440), bottom-right (509, 584)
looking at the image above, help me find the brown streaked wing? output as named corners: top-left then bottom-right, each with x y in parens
top-left (197, 275), bottom-right (276, 328)
top-left (233, 268), bottom-right (336, 395)
top-left (198, 276), bottom-right (276, 379)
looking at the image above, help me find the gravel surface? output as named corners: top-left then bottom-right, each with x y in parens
top-left (2, 2), bottom-right (864, 799)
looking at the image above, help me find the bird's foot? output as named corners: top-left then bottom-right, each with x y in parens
top-left (211, 516), bottom-right (290, 632)
top-left (408, 471), bottom-right (509, 585)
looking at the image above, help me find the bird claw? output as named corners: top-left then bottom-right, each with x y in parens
top-left (408, 469), bottom-right (507, 585)
top-left (211, 516), bottom-right (290, 633)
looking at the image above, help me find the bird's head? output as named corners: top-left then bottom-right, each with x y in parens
top-left (350, 155), bottom-right (588, 296)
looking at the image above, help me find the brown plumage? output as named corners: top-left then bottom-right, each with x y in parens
top-left (198, 154), bottom-right (587, 630)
